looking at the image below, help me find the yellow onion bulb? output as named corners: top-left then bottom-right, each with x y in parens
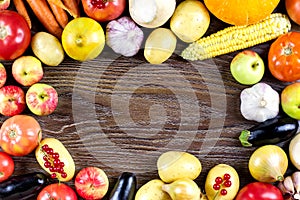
top-left (248, 145), bottom-right (288, 182)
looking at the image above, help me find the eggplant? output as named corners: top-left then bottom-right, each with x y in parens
top-left (0, 172), bottom-right (50, 200)
top-left (239, 115), bottom-right (299, 147)
top-left (109, 172), bottom-right (137, 200)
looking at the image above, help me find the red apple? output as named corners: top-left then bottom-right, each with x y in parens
top-left (0, 85), bottom-right (26, 116)
top-left (26, 83), bottom-right (58, 116)
top-left (0, 0), bottom-right (10, 10)
top-left (75, 167), bottom-right (109, 200)
top-left (0, 63), bottom-right (7, 88)
top-left (12, 56), bottom-right (43, 86)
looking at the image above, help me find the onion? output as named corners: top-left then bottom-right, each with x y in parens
top-left (289, 133), bottom-right (300, 170)
top-left (248, 145), bottom-right (288, 182)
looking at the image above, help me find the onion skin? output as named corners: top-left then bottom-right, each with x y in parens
top-left (248, 145), bottom-right (288, 182)
top-left (290, 134), bottom-right (300, 170)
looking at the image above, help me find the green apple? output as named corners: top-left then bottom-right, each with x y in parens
top-left (26, 83), bottom-right (58, 116)
top-left (281, 82), bottom-right (300, 120)
top-left (12, 56), bottom-right (43, 86)
top-left (230, 50), bottom-right (265, 85)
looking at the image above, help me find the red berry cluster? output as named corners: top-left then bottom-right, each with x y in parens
top-left (213, 173), bottom-right (232, 196)
top-left (41, 144), bottom-right (67, 179)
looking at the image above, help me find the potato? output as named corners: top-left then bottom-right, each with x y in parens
top-left (135, 179), bottom-right (171, 200)
top-left (170, 0), bottom-right (210, 43)
top-left (31, 32), bottom-right (64, 66)
top-left (157, 151), bottom-right (202, 183)
top-left (205, 164), bottom-right (240, 200)
top-left (144, 28), bottom-right (177, 64)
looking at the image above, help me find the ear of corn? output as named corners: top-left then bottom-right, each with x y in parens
top-left (181, 13), bottom-right (291, 61)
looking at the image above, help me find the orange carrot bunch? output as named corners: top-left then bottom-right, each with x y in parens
top-left (13, 0), bottom-right (80, 38)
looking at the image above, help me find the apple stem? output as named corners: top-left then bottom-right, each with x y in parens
top-left (0, 172), bottom-right (3, 177)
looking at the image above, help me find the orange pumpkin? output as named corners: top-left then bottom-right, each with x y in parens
top-left (203, 0), bottom-right (280, 25)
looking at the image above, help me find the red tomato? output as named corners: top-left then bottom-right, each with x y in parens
top-left (0, 10), bottom-right (31, 60)
top-left (37, 183), bottom-right (78, 200)
top-left (82, 0), bottom-right (126, 22)
top-left (0, 115), bottom-right (42, 156)
top-left (235, 182), bottom-right (284, 200)
top-left (0, 152), bottom-right (14, 182)
top-left (268, 31), bottom-right (300, 82)
top-left (286, 0), bottom-right (300, 25)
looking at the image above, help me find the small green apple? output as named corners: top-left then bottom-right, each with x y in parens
top-left (281, 82), bottom-right (300, 120)
top-left (230, 50), bottom-right (265, 85)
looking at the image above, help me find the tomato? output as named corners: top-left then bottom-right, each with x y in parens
top-left (0, 115), bottom-right (42, 156)
top-left (82, 0), bottom-right (126, 22)
top-left (0, 10), bottom-right (31, 60)
top-left (0, 152), bottom-right (14, 182)
top-left (286, 0), bottom-right (300, 25)
top-left (235, 182), bottom-right (283, 200)
top-left (37, 183), bottom-right (78, 200)
top-left (61, 17), bottom-right (105, 61)
top-left (268, 31), bottom-right (300, 82)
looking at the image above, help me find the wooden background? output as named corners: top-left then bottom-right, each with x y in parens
top-left (2, 0), bottom-right (300, 199)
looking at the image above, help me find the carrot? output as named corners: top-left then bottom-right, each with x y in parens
top-left (13, 0), bottom-right (32, 29)
top-left (26, 0), bottom-right (63, 38)
top-left (48, 0), bottom-right (69, 28)
top-left (62, 0), bottom-right (80, 18)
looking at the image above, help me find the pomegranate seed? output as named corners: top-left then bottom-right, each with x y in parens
top-left (51, 173), bottom-right (57, 179)
top-left (213, 183), bottom-right (220, 190)
top-left (44, 161), bottom-right (51, 168)
top-left (224, 180), bottom-right (232, 187)
top-left (220, 189), bottom-right (227, 195)
top-left (215, 177), bottom-right (223, 184)
top-left (224, 173), bottom-right (231, 180)
top-left (61, 172), bottom-right (67, 178)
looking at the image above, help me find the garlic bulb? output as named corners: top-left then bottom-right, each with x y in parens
top-left (106, 16), bottom-right (144, 57)
top-left (240, 82), bottom-right (280, 122)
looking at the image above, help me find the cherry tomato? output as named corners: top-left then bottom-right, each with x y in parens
top-left (235, 182), bottom-right (283, 200)
top-left (268, 31), bottom-right (300, 82)
top-left (0, 115), bottom-right (42, 156)
top-left (0, 10), bottom-right (31, 60)
top-left (286, 0), bottom-right (300, 25)
top-left (37, 183), bottom-right (78, 200)
top-left (82, 0), bottom-right (126, 22)
top-left (0, 152), bottom-right (14, 182)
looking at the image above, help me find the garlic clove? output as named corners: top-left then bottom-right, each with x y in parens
top-left (106, 16), bottom-right (144, 57)
top-left (278, 181), bottom-right (288, 195)
top-left (284, 176), bottom-right (295, 194)
top-left (292, 171), bottom-right (300, 193)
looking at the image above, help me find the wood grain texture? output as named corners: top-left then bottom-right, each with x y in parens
top-left (1, 0), bottom-right (298, 199)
